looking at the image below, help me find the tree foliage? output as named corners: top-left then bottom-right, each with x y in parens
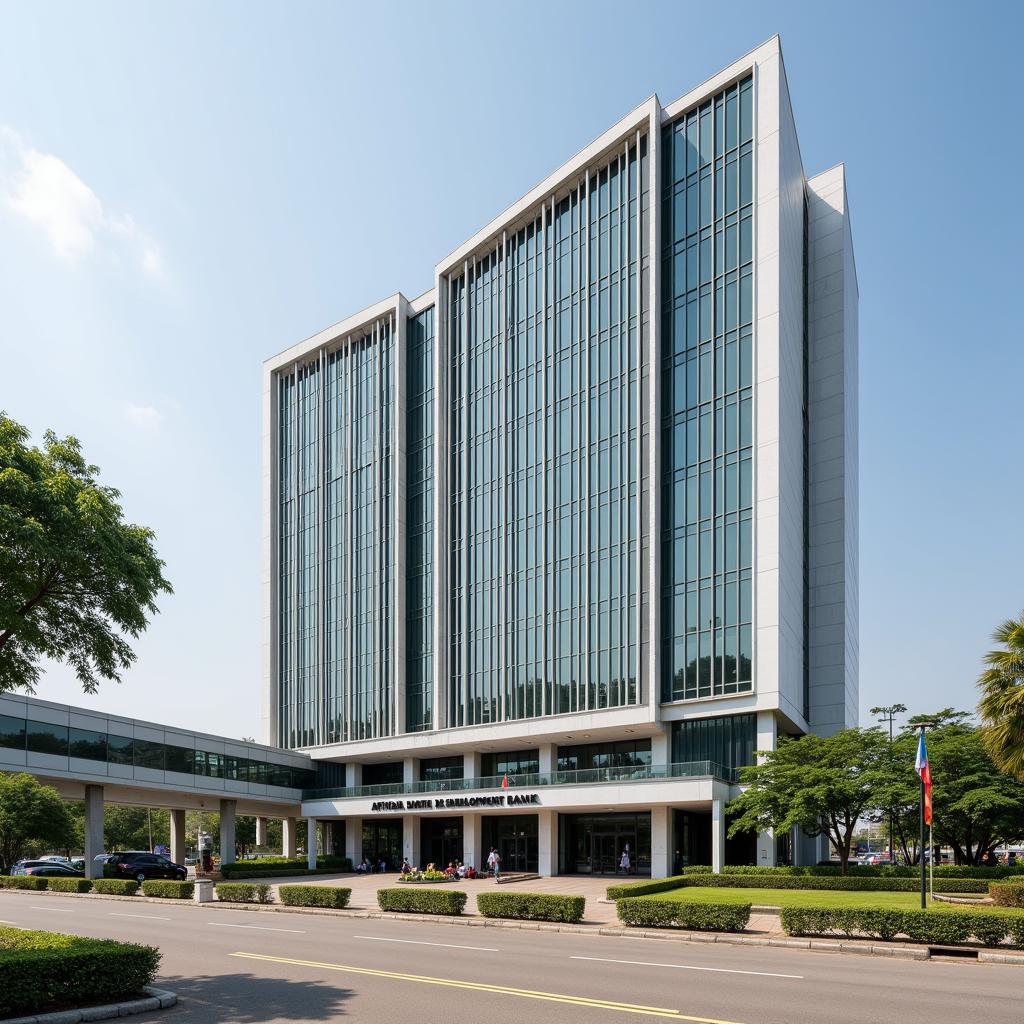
top-left (0, 772), bottom-right (76, 870)
top-left (727, 728), bottom-right (890, 874)
top-left (0, 413), bottom-right (172, 694)
top-left (977, 611), bottom-right (1024, 779)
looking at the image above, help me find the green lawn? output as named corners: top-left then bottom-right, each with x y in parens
top-left (641, 886), bottom-right (1020, 913)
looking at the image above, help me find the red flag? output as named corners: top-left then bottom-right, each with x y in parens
top-left (501, 773), bottom-right (508, 789)
top-left (915, 733), bottom-right (932, 825)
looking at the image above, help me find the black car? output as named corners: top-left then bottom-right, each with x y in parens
top-left (101, 852), bottom-right (187, 883)
top-left (21, 861), bottom-right (84, 878)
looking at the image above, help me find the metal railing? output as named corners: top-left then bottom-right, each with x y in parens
top-left (302, 760), bottom-right (738, 801)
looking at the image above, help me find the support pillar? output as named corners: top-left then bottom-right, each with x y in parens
top-left (84, 784), bottom-right (104, 880)
top-left (462, 812), bottom-right (480, 872)
top-left (402, 757), bottom-right (418, 786)
top-left (219, 799), bottom-right (236, 866)
top-left (537, 744), bottom-right (556, 776)
top-left (320, 820), bottom-right (335, 857)
top-left (402, 815), bottom-right (420, 870)
top-left (170, 809), bottom-right (186, 867)
top-left (255, 816), bottom-right (267, 848)
top-left (712, 798), bottom-right (725, 874)
top-left (345, 817), bottom-right (362, 867)
top-left (650, 731), bottom-right (670, 768)
top-left (650, 806), bottom-right (671, 878)
top-left (307, 817), bottom-right (318, 870)
top-left (537, 809), bottom-right (557, 877)
top-left (757, 830), bottom-right (777, 867)
top-left (283, 816), bottom-right (297, 859)
top-left (463, 751), bottom-right (482, 783)
top-left (348, 764), bottom-right (362, 788)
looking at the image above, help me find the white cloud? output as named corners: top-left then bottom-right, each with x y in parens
top-left (123, 403), bottom-right (163, 430)
top-left (0, 127), bottom-right (163, 275)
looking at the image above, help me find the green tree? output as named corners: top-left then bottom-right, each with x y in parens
top-left (978, 612), bottom-right (1024, 779)
top-left (0, 772), bottom-right (76, 871)
top-left (103, 807), bottom-right (169, 852)
top-left (0, 413), bottom-right (172, 694)
top-left (727, 728), bottom-right (889, 874)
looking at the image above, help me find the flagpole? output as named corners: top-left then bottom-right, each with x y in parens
top-left (929, 821), bottom-right (934, 903)
top-left (919, 723), bottom-right (926, 911)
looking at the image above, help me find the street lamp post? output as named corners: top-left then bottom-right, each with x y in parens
top-left (870, 703), bottom-right (907, 864)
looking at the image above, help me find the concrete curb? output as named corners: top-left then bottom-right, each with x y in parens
top-left (4, 888), bottom-right (1020, 965)
top-left (0, 987), bottom-right (176, 1024)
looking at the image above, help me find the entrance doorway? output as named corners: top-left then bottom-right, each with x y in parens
top-left (559, 813), bottom-right (650, 875)
top-left (362, 819), bottom-right (402, 871)
top-left (420, 817), bottom-right (463, 870)
top-left (481, 815), bottom-right (538, 873)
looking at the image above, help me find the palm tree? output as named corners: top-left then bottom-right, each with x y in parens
top-left (977, 611), bottom-right (1024, 779)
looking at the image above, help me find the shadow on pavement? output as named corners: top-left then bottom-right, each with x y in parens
top-left (153, 971), bottom-right (353, 1021)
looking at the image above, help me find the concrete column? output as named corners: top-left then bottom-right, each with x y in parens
top-left (464, 750), bottom-right (482, 782)
top-left (255, 816), bottom-right (267, 847)
top-left (650, 730), bottom-right (670, 767)
top-left (712, 798), bottom-right (725, 874)
top-left (282, 816), bottom-right (297, 858)
top-left (345, 817), bottom-right (362, 866)
top-left (84, 784), bottom-right (104, 879)
top-left (538, 744), bottom-right (556, 775)
top-left (402, 815), bottom-right (420, 869)
top-left (348, 763), bottom-right (362, 788)
top-left (537, 809), bottom-right (558, 877)
top-left (462, 813), bottom-right (480, 871)
top-left (219, 799), bottom-right (237, 866)
top-left (170, 809), bottom-right (186, 866)
top-left (320, 820), bottom-right (335, 857)
top-left (756, 710), bottom-right (778, 761)
top-left (650, 806), bottom-right (671, 878)
top-left (307, 817), bottom-right (318, 870)
top-left (402, 757), bottom-right (418, 786)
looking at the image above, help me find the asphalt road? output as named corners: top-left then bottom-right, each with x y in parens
top-left (1, 892), bottom-right (1021, 1024)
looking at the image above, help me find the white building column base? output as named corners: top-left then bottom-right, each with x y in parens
top-left (712, 797), bottom-right (725, 874)
top-left (344, 817), bottom-right (362, 867)
top-left (650, 806), bottom-right (671, 878)
top-left (537, 809), bottom-right (557, 877)
top-left (462, 812), bottom-right (480, 872)
top-left (403, 815), bottom-right (420, 870)
top-left (282, 816), bottom-right (297, 859)
top-left (219, 799), bottom-right (237, 866)
top-left (84, 784), bottom-right (104, 879)
top-left (170, 809), bottom-right (186, 866)
top-left (306, 817), bottom-right (318, 870)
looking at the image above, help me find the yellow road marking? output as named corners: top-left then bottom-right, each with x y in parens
top-left (228, 951), bottom-right (743, 1022)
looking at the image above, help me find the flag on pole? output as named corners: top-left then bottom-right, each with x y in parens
top-left (501, 773), bottom-right (509, 789)
top-left (915, 732), bottom-right (932, 825)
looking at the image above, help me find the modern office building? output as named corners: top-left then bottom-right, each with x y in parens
top-left (262, 36), bottom-right (858, 877)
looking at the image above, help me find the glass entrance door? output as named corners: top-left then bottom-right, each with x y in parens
top-left (592, 833), bottom-right (618, 874)
top-left (499, 832), bottom-right (529, 873)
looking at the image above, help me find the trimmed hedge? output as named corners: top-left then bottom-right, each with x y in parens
top-left (142, 879), bottom-right (194, 899)
top-left (44, 877), bottom-right (92, 894)
top-left (279, 885), bottom-right (351, 908)
top-left (220, 856), bottom-right (353, 880)
top-left (92, 878), bottom-right (140, 896)
top-left (677, 873), bottom-right (990, 894)
top-left (215, 882), bottom-right (274, 904)
top-left (476, 892), bottom-right (586, 923)
top-left (607, 875), bottom-right (688, 900)
top-left (377, 887), bottom-right (467, 916)
top-left (780, 906), bottom-right (1024, 947)
top-left (0, 926), bottom-right (160, 1018)
top-left (990, 880), bottom-right (1024, 909)
top-left (0, 875), bottom-right (48, 891)
top-left (617, 897), bottom-right (751, 932)
top-left (723, 864), bottom-right (1024, 880)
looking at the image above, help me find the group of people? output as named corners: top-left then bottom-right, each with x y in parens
top-left (354, 856), bottom-right (389, 874)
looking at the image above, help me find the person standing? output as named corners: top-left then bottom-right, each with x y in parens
top-left (486, 846), bottom-right (501, 881)
top-left (619, 847), bottom-right (631, 875)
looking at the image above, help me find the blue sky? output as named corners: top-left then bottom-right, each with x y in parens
top-left (1, 1), bottom-right (1020, 740)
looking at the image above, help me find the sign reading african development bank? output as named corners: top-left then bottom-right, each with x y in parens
top-left (370, 793), bottom-right (541, 812)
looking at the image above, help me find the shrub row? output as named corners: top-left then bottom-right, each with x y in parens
top-left (215, 882), bottom-right (273, 904)
top-left (679, 873), bottom-right (989, 894)
top-left (45, 877), bottom-right (93, 894)
top-left (475, 892), bottom-right (586, 923)
top-left (990, 880), bottom-right (1024, 909)
top-left (722, 864), bottom-right (1024, 879)
top-left (617, 897), bottom-right (751, 932)
top-left (220, 857), bottom-right (352, 879)
top-left (0, 875), bottom-right (48, 891)
top-left (0, 926), bottom-right (160, 1018)
top-left (93, 878), bottom-right (140, 896)
top-left (606, 875), bottom-right (688, 900)
top-left (141, 880), bottom-right (194, 899)
top-left (377, 887), bottom-right (467, 915)
top-left (279, 885), bottom-right (351, 908)
top-left (780, 906), bottom-right (1024, 947)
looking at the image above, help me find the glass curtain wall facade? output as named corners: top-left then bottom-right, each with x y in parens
top-left (406, 307), bottom-right (435, 732)
top-left (277, 318), bottom-right (395, 747)
top-left (660, 76), bottom-right (755, 702)
top-left (446, 135), bottom-right (650, 728)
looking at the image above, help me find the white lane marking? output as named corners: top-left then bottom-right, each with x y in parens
top-left (109, 913), bottom-right (172, 921)
top-left (207, 922), bottom-right (306, 934)
top-left (353, 934), bottom-right (499, 952)
top-left (569, 955), bottom-right (804, 980)
top-left (29, 905), bottom-right (73, 913)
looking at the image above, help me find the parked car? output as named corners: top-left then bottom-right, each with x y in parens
top-left (69, 857), bottom-right (85, 872)
top-left (37, 855), bottom-right (72, 865)
top-left (22, 861), bottom-right (84, 878)
top-left (101, 851), bottom-right (187, 883)
top-left (9, 859), bottom-right (48, 875)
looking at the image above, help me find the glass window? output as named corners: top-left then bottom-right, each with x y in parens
top-left (69, 727), bottom-right (107, 761)
top-left (164, 744), bottom-right (193, 775)
top-left (362, 762), bottom-right (403, 786)
top-left (0, 714), bottom-right (26, 751)
top-left (134, 739), bottom-right (165, 771)
top-left (419, 756), bottom-right (464, 783)
top-left (107, 734), bottom-right (133, 765)
top-left (26, 719), bottom-right (69, 756)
